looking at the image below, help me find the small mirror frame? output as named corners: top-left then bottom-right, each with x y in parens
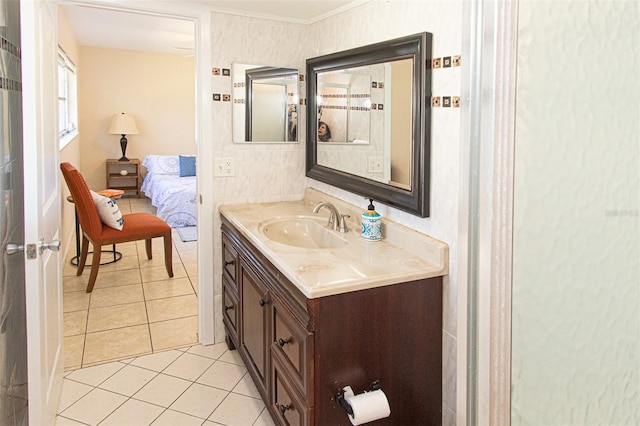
top-left (306, 32), bottom-right (432, 217)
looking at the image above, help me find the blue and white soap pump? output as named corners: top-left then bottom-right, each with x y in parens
top-left (361, 198), bottom-right (382, 241)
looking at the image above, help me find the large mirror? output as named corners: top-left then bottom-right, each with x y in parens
top-left (306, 32), bottom-right (432, 217)
top-left (232, 63), bottom-right (300, 143)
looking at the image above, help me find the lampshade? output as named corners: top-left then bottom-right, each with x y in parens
top-left (108, 113), bottom-right (139, 135)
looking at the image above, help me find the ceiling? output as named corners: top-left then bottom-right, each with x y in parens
top-left (61, 1), bottom-right (367, 55)
top-left (192, 0), bottom-right (365, 22)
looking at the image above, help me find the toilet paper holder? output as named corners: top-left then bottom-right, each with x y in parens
top-left (336, 380), bottom-right (382, 416)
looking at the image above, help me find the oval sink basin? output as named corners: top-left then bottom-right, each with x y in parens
top-left (259, 216), bottom-right (348, 249)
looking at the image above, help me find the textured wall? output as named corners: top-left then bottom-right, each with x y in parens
top-left (209, 3), bottom-right (462, 424)
top-left (307, 3), bottom-right (462, 423)
top-left (209, 12), bottom-right (310, 354)
top-left (512, 1), bottom-right (640, 424)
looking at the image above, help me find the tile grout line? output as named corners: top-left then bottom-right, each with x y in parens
top-left (138, 233), bottom-right (155, 355)
top-left (59, 361), bottom-right (130, 423)
top-left (80, 288), bottom-right (90, 369)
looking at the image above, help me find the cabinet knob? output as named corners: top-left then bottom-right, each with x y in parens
top-left (259, 299), bottom-right (266, 307)
top-left (277, 338), bottom-right (289, 347)
top-left (277, 403), bottom-right (291, 416)
top-left (224, 305), bottom-right (234, 312)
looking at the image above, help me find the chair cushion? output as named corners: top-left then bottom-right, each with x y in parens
top-left (100, 212), bottom-right (170, 241)
top-left (179, 155), bottom-right (196, 177)
top-left (90, 190), bottom-right (124, 230)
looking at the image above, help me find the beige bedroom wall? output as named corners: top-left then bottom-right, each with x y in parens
top-left (78, 47), bottom-right (195, 190)
top-left (58, 5), bottom-right (82, 262)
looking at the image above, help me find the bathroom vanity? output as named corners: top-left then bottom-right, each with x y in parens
top-left (219, 189), bottom-right (448, 425)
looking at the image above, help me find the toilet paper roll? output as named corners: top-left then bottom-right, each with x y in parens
top-left (344, 387), bottom-right (391, 425)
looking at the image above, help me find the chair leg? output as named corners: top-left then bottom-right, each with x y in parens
top-left (145, 239), bottom-right (152, 260)
top-left (164, 232), bottom-right (174, 278)
top-left (86, 246), bottom-right (102, 293)
top-left (77, 236), bottom-right (90, 275)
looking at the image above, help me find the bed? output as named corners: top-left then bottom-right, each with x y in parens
top-left (141, 155), bottom-right (197, 228)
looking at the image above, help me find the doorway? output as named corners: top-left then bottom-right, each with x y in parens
top-left (58, 1), bottom-right (214, 368)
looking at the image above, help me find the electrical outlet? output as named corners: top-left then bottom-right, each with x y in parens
top-left (368, 157), bottom-right (383, 173)
top-left (214, 158), bottom-right (235, 177)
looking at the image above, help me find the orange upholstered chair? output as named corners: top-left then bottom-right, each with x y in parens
top-left (60, 162), bottom-right (173, 292)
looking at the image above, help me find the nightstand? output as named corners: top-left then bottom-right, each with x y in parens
top-left (106, 159), bottom-right (141, 197)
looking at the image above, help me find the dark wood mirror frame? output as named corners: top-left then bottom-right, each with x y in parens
top-left (306, 32), bottom-right (432, 217)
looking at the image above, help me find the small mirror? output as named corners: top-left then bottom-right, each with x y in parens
top-left (232, 63), bottom-right (300, 143)
top-left (306, 32), bottom-right (432, 217)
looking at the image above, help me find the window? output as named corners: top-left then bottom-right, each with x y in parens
top-left (58, 47), bottom-right (77, 147)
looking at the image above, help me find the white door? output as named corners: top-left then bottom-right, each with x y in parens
top-left (20, 0), bottom-right (64, 423)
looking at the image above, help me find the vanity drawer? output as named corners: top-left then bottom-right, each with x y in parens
top-left (271, 356), bottom-right (311, 426)
top-left (222, 234), bottom-right (238, 285)
top-left (222, 279), bottom-right (239, 335)
top-left (271, 298), bottom-right (313, 401)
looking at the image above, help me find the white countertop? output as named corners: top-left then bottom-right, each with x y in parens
top-left (219, 188), bottom-right (449, 298)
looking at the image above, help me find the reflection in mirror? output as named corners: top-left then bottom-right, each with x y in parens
top-left (232, 63), bottom-right (300, 143)
top-left (317, 69), bottom-right (371, 144)
top-left (316, 60), bottom-right (414, 189)
top-left (307, 32), bottom-right (432, 217)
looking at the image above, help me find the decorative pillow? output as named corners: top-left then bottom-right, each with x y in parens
top-left (179, 155), bottom-right (196, 177)
top-left (90, 190), bottom-right (124, 230)
top-left (142, 155), bottom-right (180, 175)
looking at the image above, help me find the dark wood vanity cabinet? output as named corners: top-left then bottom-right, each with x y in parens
top-left (221, 218), bottom-right (443, 425)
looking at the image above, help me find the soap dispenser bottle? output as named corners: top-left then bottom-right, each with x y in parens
top-left (361, 198), bottom-right (382, 241)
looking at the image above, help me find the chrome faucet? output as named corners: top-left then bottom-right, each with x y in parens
top-left (312, 202), bottom-right (350, 233)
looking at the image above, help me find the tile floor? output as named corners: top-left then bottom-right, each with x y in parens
top-left (59, 197), bottom-right (274, 425)
top-left (55, 343), bottom-right (274, 426)
top-left (62, 197), bottom-right (199, 371)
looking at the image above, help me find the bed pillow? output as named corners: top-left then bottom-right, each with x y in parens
top-left (90, 190), bottom-right (124, 230)
top-left (179, 155), bottom-right (196, 177)
top-left (142, 155), bottom-right (180, 175)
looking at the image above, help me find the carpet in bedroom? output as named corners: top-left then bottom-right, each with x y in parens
top-left (176, 226), bottom-right (197, 242)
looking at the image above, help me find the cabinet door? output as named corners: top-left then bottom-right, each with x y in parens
top-left (272, 298), bottom-right (313, 402)
top-left (222, 234), bottom-right (238, 287)
top-left (222, 278), bottom-right (239, 349)
top-left (271, 355), bottom-right (310, 426)
top-left (240, 260), bottom-right (270, 396)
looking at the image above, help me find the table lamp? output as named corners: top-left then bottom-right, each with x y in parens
top-left (108, 112), bottom-right (139, 161)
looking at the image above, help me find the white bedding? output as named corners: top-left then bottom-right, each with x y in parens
top-left (141, 155), bottom-right (197, 228)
